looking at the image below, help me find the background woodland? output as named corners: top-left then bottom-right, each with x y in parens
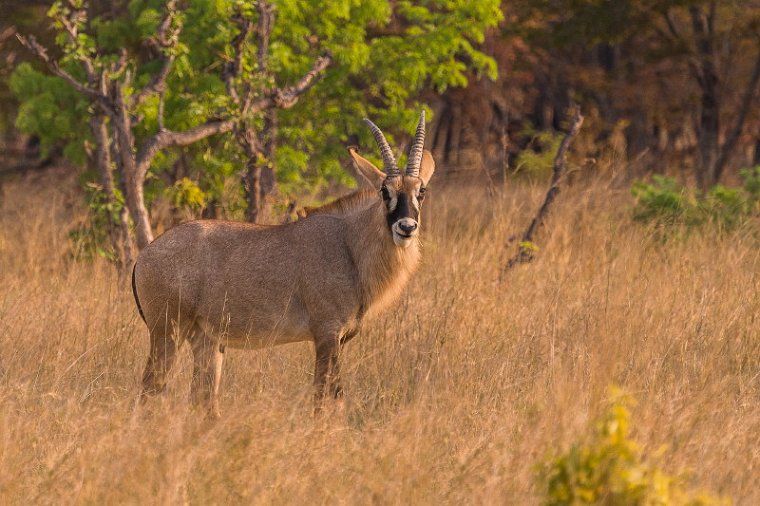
top-left (2, 1), bottom-right (760, 260)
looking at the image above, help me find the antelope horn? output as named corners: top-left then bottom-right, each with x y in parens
top-left (363, 118), bottom-right (400, 178)
top-left (405, 110), bottom-right (426, 177)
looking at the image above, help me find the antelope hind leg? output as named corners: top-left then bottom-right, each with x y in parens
top-left (140, 324), bottom-right (179, 401)
top-left (188, 328), bottom-right (224, 419)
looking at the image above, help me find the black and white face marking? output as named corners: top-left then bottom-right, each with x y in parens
top-left (381, 178), bottom-right (425, 248)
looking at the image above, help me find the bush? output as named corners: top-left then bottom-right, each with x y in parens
top-left (67, 182), bottom-right (126, 262)
top-left (739, 166), bottom-right (760, 206)
top-left (631, 168), bottom-right (760, 232)
top-left (631, 175), bottom-right (698, 227)
top-left (537, 389), bottom-right (725, 506)
top-left (515, 130), bottom-right (563, 178)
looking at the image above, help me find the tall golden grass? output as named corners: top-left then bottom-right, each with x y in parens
top-left (0, 168), bottom-right (758, 504)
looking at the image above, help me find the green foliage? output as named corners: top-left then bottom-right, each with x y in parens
top-left (515, 130), bottom-right (562, 178)
top-left (68, 181), bottom-right (126, 262)
top-left (739, 166), bottom-right (760, 205)
top-left (9, 63), bottom-right (90, 163)
top-left (631, 175), bottom-right (697, 227)
top-left (167, 177), bottom-right (207, 212)
top-left (12, 0), bottom-right (503, 214)
top-left (264, 0), bottom-right (503, 192)
top-left (701, 185), bottom-right (745, 230)
top-left (538, 389), bottom-right (725, 506)
top-left (631, 171), bottom-right (760, 232)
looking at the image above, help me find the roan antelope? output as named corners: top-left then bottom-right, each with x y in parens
top-left (132, 111), bottom-right (435, 416)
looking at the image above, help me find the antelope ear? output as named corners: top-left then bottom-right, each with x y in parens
top-left (348, 147), bottom-right (386, 188)
top-left (419, 150), bottom-right (436, 187)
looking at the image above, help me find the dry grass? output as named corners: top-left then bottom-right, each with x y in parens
top-left (0, 168), bottom-right (758, 504)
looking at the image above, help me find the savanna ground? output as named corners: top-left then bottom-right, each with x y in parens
top-left (0, 167), bottom-right (758, 504)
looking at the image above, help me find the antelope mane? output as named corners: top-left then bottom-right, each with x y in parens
top-left (295, 185), bottom-right (420, 320)
top-left (298, 188), bottom-right (378, 218)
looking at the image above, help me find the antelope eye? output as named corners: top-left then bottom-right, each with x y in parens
top-left (380, 186), bottom-right (391, 201)
top-left (417, 187), bottom-right (426, 201)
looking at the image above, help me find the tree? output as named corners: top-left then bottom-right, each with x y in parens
top-left (505, 0), bottom-right (760, 188)
top-left (663, 2), bottom-right (760, 190)
top-left (12, 0), bottom-right (502, 261)
top-left (17, 0), bottom-right (335, 253)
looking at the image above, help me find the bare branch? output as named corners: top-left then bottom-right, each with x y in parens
top-left (155, 0), bottom-right (179, 46)
top-left (133, 52), bottom-right (175, 105)
top-left (0, 26), bottom-right (16, 46)
top-left (663, 11), bottom-right (683, 42)
top-left (54, 2), bottom-right (102, 84)
top-left (109, 48), bottom-right (129, 76)
top-left (157, 90), bottom-right (166, 131)
top-left (504, 106), bottom-right (584, 272)
top-left (135, 119), bottom-right (235, 178)
top-left (20, 0), bottom-right (108, 94)
top-left (247, 53), bottom-right (332, 114)
top-left (687, 58), bottom-right (706, 89)
top-left (654, 10), bottom-right (705, 87)
top-left (690, 6), bottom-right (709, 49)
top-left (58, 11), bottom-right (83, 42)
top-left (707, 1), bottom-right (716, 36)
top-left (16, 33), bottom-right (107, 103)
top-left (256, 0), bottom-right (275, 74)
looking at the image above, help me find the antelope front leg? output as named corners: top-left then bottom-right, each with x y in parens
top-left (189, 331), bottom-right (224, 418)
top-left (313, 334), bottom-right (342, 410)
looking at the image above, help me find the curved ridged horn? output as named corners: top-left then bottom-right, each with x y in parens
top-left (363, 118), bottom-right (400, 177)
top-left (405, 110), bottom-right (426, 177)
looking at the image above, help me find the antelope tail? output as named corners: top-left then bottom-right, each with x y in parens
top-left (132, 263), bottom-right (146, 323)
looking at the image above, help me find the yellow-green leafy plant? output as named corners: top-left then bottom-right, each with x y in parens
top-left (538, 389), bottom-right (726, 506)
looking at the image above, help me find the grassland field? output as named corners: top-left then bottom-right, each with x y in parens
top-left (0, 167), bottom-right (758, 504)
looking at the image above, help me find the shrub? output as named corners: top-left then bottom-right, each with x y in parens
top-left (67, 182), bottom-right (126, 262)
top-left (739, 166), bottom-right (760, 206)
top-left (699, 185), bottom-right (745, 230)
top-left (515, 130), bottom-right (563, 178)
top-left (537, 389), bottom-right (726, 505)
top-left (631, 175), bottom-right (698, 227)
top-left (631, 168), bottom-right (760, 232)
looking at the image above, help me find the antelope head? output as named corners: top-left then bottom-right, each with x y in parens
top-left (349, 111), bottom-right (436, 248)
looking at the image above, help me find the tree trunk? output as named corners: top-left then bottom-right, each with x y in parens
top-left (128, 170), bottom-right (155, 250)
top-left (90, 111), bottom-right (137, 268)
top-left (691, 4), bottom-right (721, 190)
top-left (109, 139), bottom-right (136, 266)
top-left (111, 84), bottom-right (154, 249)
top-left (260, 108), bottom-right (278, 199)
top-left (245, 161), bottom-right (263, 223)
top-left (504, 106), bottom-right (584, 273)
top-left (239, 114), bottom-right (277, 224)
top-left (696, 71), bottom-right (720, 189)
top-left (89, 114), bottom-right (119, 251)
